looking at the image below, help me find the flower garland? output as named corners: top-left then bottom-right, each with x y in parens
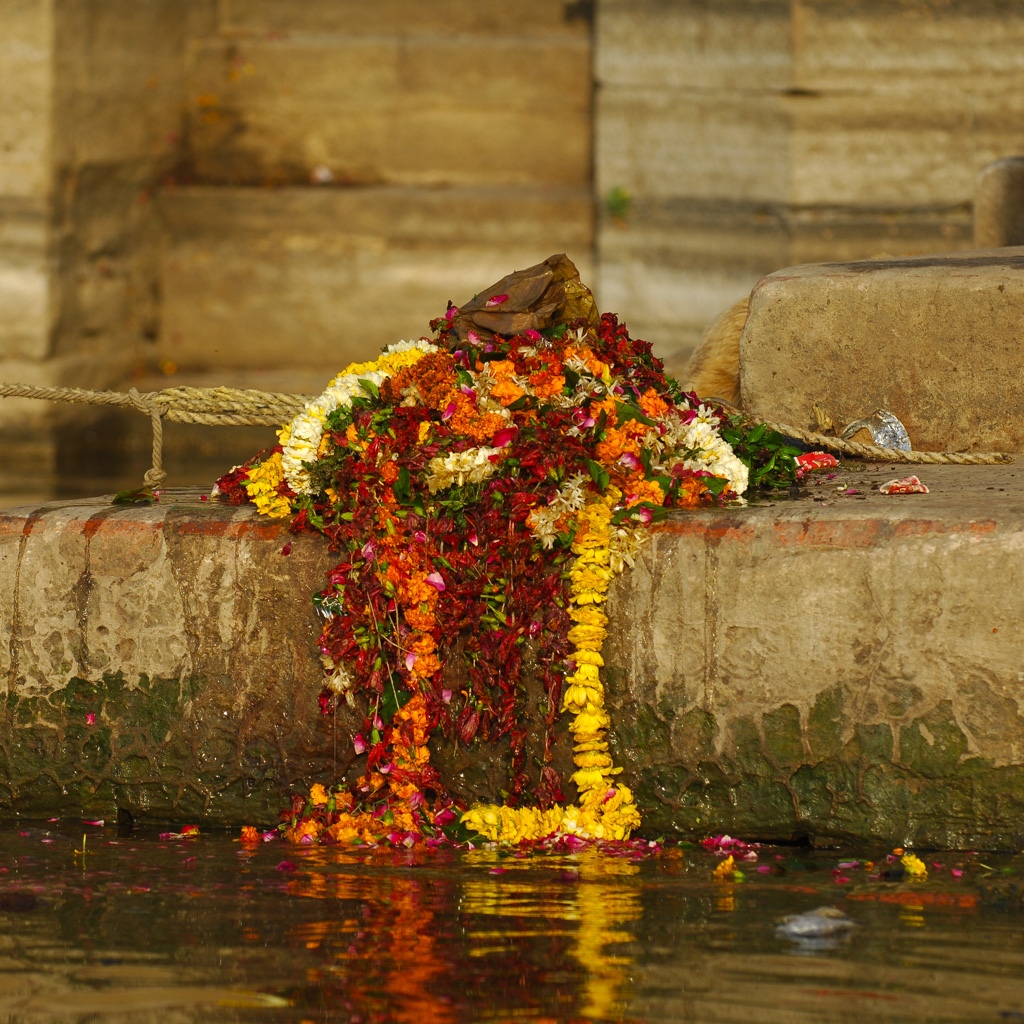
top-left (216, 290), bottom-right (782, 848)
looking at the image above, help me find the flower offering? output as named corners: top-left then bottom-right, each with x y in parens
top-left (216, 256), bottom-right (794, 848)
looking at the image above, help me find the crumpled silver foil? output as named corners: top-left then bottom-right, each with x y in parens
top-left (840, 409), bottom-right (912, 451)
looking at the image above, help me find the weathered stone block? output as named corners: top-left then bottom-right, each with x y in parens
top-left (597, 0), bottom-right (791, 92)
top-left (596, 198), bottom-right (972, 373)
top-left (975, 157), bottom-right (1024, 249)
top-left (156, 186), bottom-right (594, 375)
top-left (0, 493), bottom-right (357, 820)
top-left (740, 247), bottom-right (1024, 453)
top-left (3, 466), bottom-right (1024, 846)
top-left (604, 463), bottom-right (1024, 848)
top-left (0, 202), bottom-right (51, 361)
top-left (185, 34), bottom-right (590, 188)
top-left (597, 89), bottom-right (790, 204)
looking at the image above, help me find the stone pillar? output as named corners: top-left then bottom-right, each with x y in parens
top-left (596, 0), bottom-right (1024, 375)
top-left (975, 157), bottom-right (1024, 249)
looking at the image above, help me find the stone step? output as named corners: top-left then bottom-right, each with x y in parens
top-left (740, 246), bottom-right (1024, 454)
top-left (2, 465), bottom-right (1023, 848)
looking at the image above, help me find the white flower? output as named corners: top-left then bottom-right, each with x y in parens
top-left (280, 339), bottom-right (436, 494)
top-left (425, 446), bottom-right (505, 493)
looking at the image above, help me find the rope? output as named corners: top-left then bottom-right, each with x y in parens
top-left (0, 382), bottom-right (313, 489)
top-left (0, 381), bottom-right (1014, 490)
top-left (755, 418), bottom-right (1015, 466)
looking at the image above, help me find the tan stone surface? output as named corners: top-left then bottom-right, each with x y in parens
top-left (185, 34), bottom-right (590, 188)
top-left (156, 186), bottom-right (594, 374)
top-left (975, 157), bottom-right (1024, 249)
top-left (51, 1), bottom-right (186, 169)
top-left (0, 0), bottom-right (53, 199)
top-left (220, 0), bottom-right (593, 36)
top-left (597, 0), bottom-right (791, 92)
top-left (740, 247), bottom-right (1024, 453)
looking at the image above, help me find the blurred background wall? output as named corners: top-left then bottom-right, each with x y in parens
top-left (3, 0), bottom-right (1024, 501)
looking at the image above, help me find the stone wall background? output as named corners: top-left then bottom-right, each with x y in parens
top-left (3, 0), bottom-right (1024, 498)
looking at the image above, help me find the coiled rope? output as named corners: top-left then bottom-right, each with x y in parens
top-left (0, 381), bottom-right (1013, 489)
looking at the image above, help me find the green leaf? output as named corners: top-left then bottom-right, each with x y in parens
top-left (380, 680), bottom-right (414, 723)
top-left (358, 378), bottom-right (380, 400)
top-left (112, 486), bottom-right (155, 506)
top-left (393, 466), bottom-right (411, 503)
top-left (614, 401), bottom-right (655, 427)
top-left (584, 459), bottom-right (610, 492)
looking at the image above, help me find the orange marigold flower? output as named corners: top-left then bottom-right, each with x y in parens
top-left (490, 377), bottom-right (526, 406)
top-left (405, 605), bottom-right (436, 632)
top-left (287, 818), bottom-right (322, 844)
top-left (310, 783), bottom-right (330, 806)
top-left (590, 397), bottom-right (618, 425)
top-left (380, 459), bottom-right (400, 484)
top-left (529, 369), bottom-right (566, 400)
top-left (240, 826), bottom-right (260, 844)
top-left (640, 387), bottom-right (670, 419)
top-left (675, 475), bottom-right (710, 508)
top-left (409, 651), bottom-right (441, 679)
top-left (410, 632), bottom-right (437, 655)
top-left (398, 573), bottom-right (436, 605)
top-left (627, 478), bottom-right (665, 506)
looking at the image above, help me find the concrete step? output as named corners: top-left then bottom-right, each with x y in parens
top-left (741, 246), bottom-right (1024, 453)
top-left (2, 462), bottom-right (1022, 848)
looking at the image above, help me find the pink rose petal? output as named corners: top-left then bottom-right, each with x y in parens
top-left (485, 294), bottom-right (508, 307)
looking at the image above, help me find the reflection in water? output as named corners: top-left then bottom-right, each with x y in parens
top-left (460, 849), bottom-right (643, 1021)
top-left (1, 825), bottom-right (1024, 1023)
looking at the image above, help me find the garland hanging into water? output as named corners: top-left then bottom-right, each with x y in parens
top-left (215, 256), bottom-right (793, 847)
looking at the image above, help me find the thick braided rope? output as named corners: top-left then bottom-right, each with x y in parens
top-left (756, 418), bottom-right (1014, 466)
top-left (0, 383), bottom-right (312, 488)
top-left (0, 383), bottom-right (1014, 489)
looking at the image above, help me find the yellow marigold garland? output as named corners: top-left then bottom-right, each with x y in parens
top-left (460, 493), bottom-right (641, 842)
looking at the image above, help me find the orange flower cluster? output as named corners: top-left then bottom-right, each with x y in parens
top-left (384, 352), bottom-right (457, 413)
top-left (449, 393), bottom-right (507, 442)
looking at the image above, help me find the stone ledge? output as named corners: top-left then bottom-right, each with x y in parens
top-left (740, 247), bottom-right (1024, 453)
top-left (2, 466), bottom-right (1023, 848)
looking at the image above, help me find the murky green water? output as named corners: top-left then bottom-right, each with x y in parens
top-left (1, 822), bottom-right (1023, 1023)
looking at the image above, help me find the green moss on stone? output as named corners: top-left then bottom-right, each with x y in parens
top-left (807, 687), bottom-right (845, 760)
top-left (762, 704), bottom-right (804, 767)
top-left (899, 701), bottom-right (968, 777)
top-left (671, 707), bottom-right (718, 760)
top-left (610, 703), bottom-right (671, 762)
top-left (844, 722), bottom-right (894, 764)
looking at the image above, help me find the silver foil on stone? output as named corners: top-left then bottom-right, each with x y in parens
top-left (840, 409), bottom-right (912, 451)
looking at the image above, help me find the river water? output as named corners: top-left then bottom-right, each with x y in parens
top-left (1, 822), bottom-right (1022, 1023)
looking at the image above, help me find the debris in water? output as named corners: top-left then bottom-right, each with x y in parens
top-left (775, 906), bottom-right (857, 940)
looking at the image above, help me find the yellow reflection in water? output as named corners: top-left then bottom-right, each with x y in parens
top-left (460, 849), bottom-right (643, 1020)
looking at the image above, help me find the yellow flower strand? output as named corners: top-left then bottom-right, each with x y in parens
top-left (462, 493), bottom-right (641, 843)
top-left (242, 450), bottom-right (292, 519)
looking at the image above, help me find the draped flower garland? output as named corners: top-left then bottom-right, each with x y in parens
top-left (216, 296), bottom-right (772, 848)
